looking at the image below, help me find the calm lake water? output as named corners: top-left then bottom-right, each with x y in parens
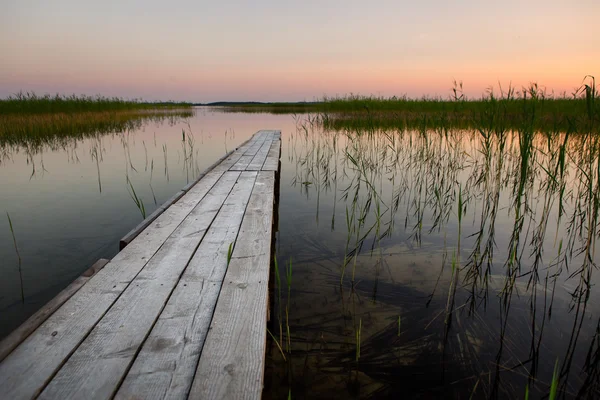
top-left (1, 108), bottom-right (599, 398)
top-left (0, 109), bottom-right (295, 337)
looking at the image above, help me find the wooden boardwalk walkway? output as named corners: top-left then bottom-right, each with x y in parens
top-left (0, 130), bottom-right (281, 400)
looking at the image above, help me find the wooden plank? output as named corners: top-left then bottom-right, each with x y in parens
top-left (119, 190), bottom-right (185, 250)
top-left (230, 132), bottom-right (269, 171)
top-left (178, 143), bottom-right (238, 192)
top-left (0, 130), bottom-right (275, 399)
top-left (262, 137), bottom-right (281, 172)
top-left (204, 142), bottom-right (255, 174)
top-left (189, 170), bottom-right (275, 400)
top-left (0, 168), bottom-right (230, 400)
top-left (246, 136), bottom-right (274, 171)
top-left (235, 132), bottom-right (264, 156)
top-left (186, 131), bottom-right (264, 178)
top-left (115, 171), bottom-right (258, 400)
top-left (0, 259), bottom-right (109, 363)
top-left (229, 155), bottom-right (254, 171)
top-left (118, 131), bottom-right (265, 250)
top-left (231, 136), bottom-right (266, 171)
top-left (38, 172), bottom-right (243, 400)
top-left (119, 131), bottom-right (263, 250)
top-left (250, 130), bottom-right (267, 142)
top-left (242, 140), bottom-right (267, 157)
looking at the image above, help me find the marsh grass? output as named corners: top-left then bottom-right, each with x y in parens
top-left (180, 125), bottom-right (201, 183)
top-left (0, 110), bottom-right (194, 151)
top-left (224, 79), bottom-right (599, 133)
top-left (126, 177), bottom-right (147, 219)
top-left (0, 92), bottom-right (193, 150)
top-left (0, 92), bottom-right (191, 114)
top-left (267, 328), bottom-right (287, 361)
top-left (271, 254), bottom-right (293, 358)
top-left (549, 360), bottom-right (560, 400)
top-left (274, 255), bottom-right (283, 348)
top-left (274, 78), bottom-right (600, 397)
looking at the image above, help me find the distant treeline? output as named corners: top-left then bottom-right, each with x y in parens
top-left (197, 101), bottom-right (317, 107)
top-left (197, 101), bottom-right (318, 114)
top-left (0, 93), bottom-right (192, 114)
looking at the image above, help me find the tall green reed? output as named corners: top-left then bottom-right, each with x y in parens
top-left (126, 177), bottom-right (147, 219)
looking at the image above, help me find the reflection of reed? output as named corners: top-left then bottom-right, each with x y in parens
top-left (6, 213), bottom-right (24, 304)
top-left (0, 110), bottom-right (194, 153)
top-left (90, 137), bottom-right (103, 193)
top-left (181, 124), bottom-right (200, 184)
top-left (272, 87), bottom-right (600, 398)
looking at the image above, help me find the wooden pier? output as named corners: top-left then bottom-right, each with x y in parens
top-left (0, 130), bottom-right (281, 399)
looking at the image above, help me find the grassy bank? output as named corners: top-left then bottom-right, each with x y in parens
top-left (0, 93), bottom-right (191, 114)
top-left (0, 93), bottom-right (194, 148)
top-left (219, 79), bottom-right (599, 132)
top-left (0, 110), bottom-right (193, 149)
top-left (321, 91), bottom-right (598, 132)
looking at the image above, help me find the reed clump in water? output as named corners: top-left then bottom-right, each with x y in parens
top-left (272, 76), bottom-right (600, 399)
top-left (224, 79), bottom-right (599, 133)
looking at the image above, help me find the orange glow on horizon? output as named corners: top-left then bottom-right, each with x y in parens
top-left (1, 1), bottom-right (598, 102)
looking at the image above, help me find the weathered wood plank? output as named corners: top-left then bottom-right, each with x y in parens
top-left (0, 130), bottom-right (278, 400)
top-left (238, 131), bottom-right (265, 155)
top-left (0, 259), bottom-right (109, 363)
top-left (262, 137), bottom-right (281, 172)
top-left (206, 142), bottom-right (257, 173)
top-left (189, 171), bottom-right (275, 400)
top-left (248, 141), bottom-right (265, 154)
top-left (119, 190), bottom-right (185, 250)
top-left (121, 130), bottom-right (262, 248)
top-left (229, 155), bottom-right (253, 171)
top-left (120, 135), bottom-right (246, 251)
top-left (246, 136), bottom-right (274, 171)
top-left (115, 171), bottom-right (258, 400)
top-left (230, 132), bottom-right (270, 171)
top-left (0, 168), bottom-right (230, 400)
top-left (37, 172), bottom-right (243, 400)
top-left (118, 136), bottom-right (261, 250)
top-left (250, 130), bottom-right (267, 142)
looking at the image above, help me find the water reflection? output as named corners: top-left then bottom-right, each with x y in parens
top-left (2, 107), bottom-right (599, 397)
top-left (268, 118), bottom-right (600, 399)
top-left (0, 109), bottom-right (295, 338)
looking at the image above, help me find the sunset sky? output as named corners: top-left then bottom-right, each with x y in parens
top-left (1, 0), bottom-right (598, 102)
